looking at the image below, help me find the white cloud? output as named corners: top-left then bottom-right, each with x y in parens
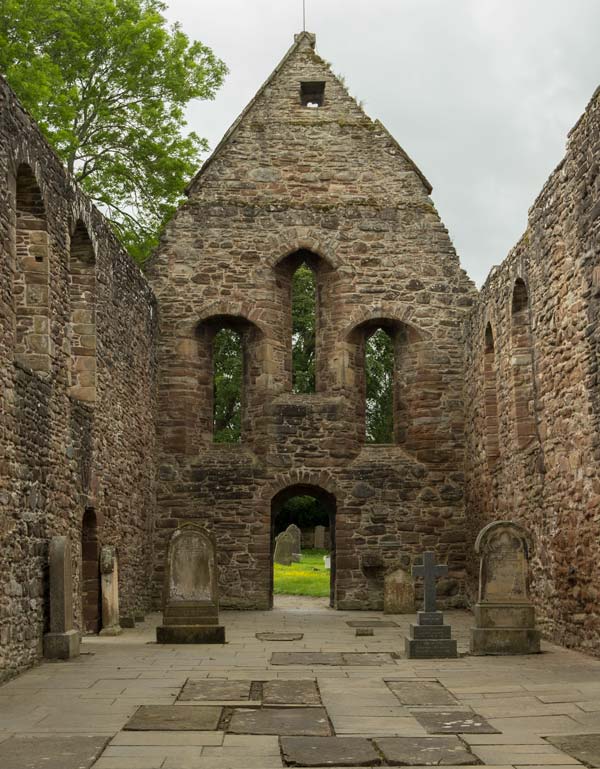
top-left (164, 0), bottom-right (600, 286)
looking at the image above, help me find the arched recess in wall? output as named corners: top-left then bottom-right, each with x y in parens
top-left (348, 318), bottom-right (423, 446)
top-left (484, 323), bottom-right (500, 466)
top-left (196, 314), bottom-right (264, 444)
top-left (69, 220), bottom-right (96, 402)
top-left (81, 508), bottom-right (101, 633)
top-left (14, 164), bottom-right (50, 372)
top-left (511, 279), bottom-right (536, 449)
top-left (275, 249), bottom-right (333, 393)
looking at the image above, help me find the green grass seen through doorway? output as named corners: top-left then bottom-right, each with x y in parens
top-left (273, 548), bottom-right (330, 597)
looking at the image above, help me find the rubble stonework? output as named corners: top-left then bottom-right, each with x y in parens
top-left (0, 77), bottom-right (158, 680)
top-left (464, 86), bottom-right (600, 655)
top-left (146, 32), bottom-right (476, 610)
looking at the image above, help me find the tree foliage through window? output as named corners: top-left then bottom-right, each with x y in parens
top-left (213, 328), bottom-right (242, 443)
top-left (292, 263), bottom-right (316, 393)
top-left (365, 328), bottom-right (394, 443)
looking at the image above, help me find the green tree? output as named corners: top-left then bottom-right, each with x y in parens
top-left (365, 328), bottom-right (394, 443)
top-left (0, 0), bottom-right (226, 261)
top-left (292, 263), bottom-right (316, 393)
top-left (213, 329), bottom-right (242, 443)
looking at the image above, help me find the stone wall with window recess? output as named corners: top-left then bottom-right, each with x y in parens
top-left (0, 76), bottom-right (158, 680)
top-left (464, 86), bottom-right (600, 656)
top-left (147, 32), bottom-right (476, 610)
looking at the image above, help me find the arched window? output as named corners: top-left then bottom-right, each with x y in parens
top-left (14, 164), bottom-right (50, 371)
top-left (69, 220), bottom-right (96, 402)
top-left (484, 323), bottom-right (500, 466)
top-left (213, 327), bottom-right (243, 443)
top-left (365, 327), bottom-right (394, 443)
top-left (511, 279), bottom-right (536, 448)
top-left (292, 263), bottom-right (316, 393)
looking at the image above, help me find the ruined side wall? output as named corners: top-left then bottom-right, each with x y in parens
top-left (465, 87), bottom-right (600, 655)
top-left (0, 79), bottom-right (158, 680)
top-left (149, 34), bottom-right (477, 611)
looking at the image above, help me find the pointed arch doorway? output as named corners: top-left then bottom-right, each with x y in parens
top-left (270, 484), bottom-right (336, 608)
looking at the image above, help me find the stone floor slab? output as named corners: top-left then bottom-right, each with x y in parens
top-left (271, 653), bottom-right (346, 666)
top-left (280, 735), bottom-right (380, 766)
top-left (124, 705), bottom-right (222, 731)
top-left (386, 681), bottom-right (458, 706)
top-left (0, 734), bottom-right (109, 769)
top-left (178, 679), bottom-right (252, 702)
top-left (374, 736), bottom-right (479, 765)
top-left (228, 707), bottom-right (331, 736)
top-left (545, 734), bottom-right (600, 767)
top-left (412, 710), bottom-right (501, 734)
top-left (346, 621), bottom-right (398, 628)
top-left (263, 679), bottom-right (321, 706)
top-left (342, 653), bottom-right (398, 666)
top-left (257, 633), bottom-right (304, 641)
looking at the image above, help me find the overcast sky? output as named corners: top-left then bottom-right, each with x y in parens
top-left (163, 0), bottom-right (600, 287)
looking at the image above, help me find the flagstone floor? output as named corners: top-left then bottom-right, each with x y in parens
top-left (1, 600), bottom-right (600, 769)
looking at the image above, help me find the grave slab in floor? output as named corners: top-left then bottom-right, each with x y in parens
top-left (280, 735), bottom-right (380, 766)
top-left (270, 651), bottom-right (398, 666)
top-left (545, 734), bottom-right (600, 767)
top-left (263, 679), bottom-right (321, 706)
top-left (178, 679), bottom-right (252, 702)
top-left (124, 704), bottom-right (223, 731)
top-left (411, 710), bottom-right (500, 734)
top-left (256, 632), bottom-right (304, 641)
top-left (374, 736), bottom-right (479, 765)
top-left (0, 734), bottom-right (109, 769)
top-left (346, 620), bottom-right (398, 628)
top-left (227, 706), bottom-right (332, 736)
top-left (386, 680), bottom-right (458, 706)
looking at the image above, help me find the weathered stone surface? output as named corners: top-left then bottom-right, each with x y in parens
top-left (178, 679), bottom-right (252, 702)
top-left (274, 531), bottom-right (295, 566)
top-left (375, 736), bottom-right (478, 765)
top-left (286, 523), bottom-right (302, 555)
top-left (99, 546), bottom-right (121, 636)
top-left (384, 568), bottom-right (415, 614)
top-left (0, 735), bottom-right (109, 769)
top-left (263, 679), bottom-right (321, 706)
top-left (314, 525), bottom-right (326, 549)
top-left (346, 620), bottom-right (398, 628)
top-left (43, 536), bottom-right (80, 660)
top-left (412, 710), bottom-right (500, 734)
top-left (546, 734), bottom-right (600, 767)
top-left (157, 522), bottom-right (225, 644)
top-left (228, 706), bottom-right (331, 735)
top-left (270, 651), bottom-right (397, 666)
top-left (256, 632), bottom-right (304, 641)
top-left (385, 680), bottom-right (458, 706)
top-left (356, 627), bottom-right (374, 636)
top-left (125, 705), bottom-right (223, 731)
top-left (280, 736), bottom-right (380, 766)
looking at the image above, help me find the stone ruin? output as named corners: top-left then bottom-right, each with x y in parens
top-left (0, 31), bottom-right (599, 677)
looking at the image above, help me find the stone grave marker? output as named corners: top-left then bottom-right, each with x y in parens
top-left (281, 736), bottom-right (380, 767)
top-left (405, 551), bottom-right (457, 658)
top-left (286, 523), bottom-right (302, 560)
top-left (274, 531), bottom-right (294, 566)
top-left (471, 520), bottom-right (540, 654)
top-left (314, 525), bottom-right (325, 549)
top-left (227, 706), bottom-right (331, 736)
top-left (125, 705), bottom-right (222, 731)
top-left (99, 546), bottom-right (121, 636)
top-left (156, 522), bottom-right (225, 644)
top-left (43, 536), bottom-right (80, 659)
top-left (384, 567), bottom-right (415, 614)
top-left (263, 679), bottom-right (321, 706)
top-left (375, 736), bottom-right (478, 765)
top-left (385, 680), bottom-right (458, 706)
top-left (412, 709), bottom-right (500, 734)
top-left (256, 632), bottom-right (304, 641)
top-left (0, 735), bottom-right (108, 769)
top-left (178, 679), bottom-right (252, 702)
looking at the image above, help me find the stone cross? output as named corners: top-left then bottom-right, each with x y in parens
top-left (412, 551), bottom-right (448, 612)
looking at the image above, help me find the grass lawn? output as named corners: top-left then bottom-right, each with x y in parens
top-left (273, 548), bottom-right (330, 597)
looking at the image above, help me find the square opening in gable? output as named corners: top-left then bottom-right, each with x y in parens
top-left (301, 81), bottom-right (325, 108)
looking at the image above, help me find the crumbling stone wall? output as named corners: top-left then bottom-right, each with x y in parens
top-left (148, 33), bottom-right (476, 611)
top-left (465, 87), bottom-right (600, 655)
top-left (0, 77), bottom-right (158, 680)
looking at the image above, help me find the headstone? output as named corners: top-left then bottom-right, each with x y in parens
top-left (228, 707), bottom-right (332, 736)
top-left (99, 546), bottom-right (121, 636)
top-left (384, 567), bottom-right (415, 614)
top-left (285, 523), bottom-right (302, 558)
top-left (156, 522), bottom-right (225, 644)
top-left (470, 521), bottom-right (540, 655)
top-left (43, 536), bottom-right (80, 659)
top-left (274, 531), bottom-right (294, 565)
top-left (281, 736), bottom-right (380, 767)
top-left (314, 525), bottom-right (325, 549)
top-left (374, 736), bottom-right (478, 766)
top-left (404, 552), bottom-right (457, 658)
top-left (324, 555), bottom-right (330, 569)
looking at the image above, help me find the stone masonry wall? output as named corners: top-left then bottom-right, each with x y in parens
top-left (0, 78), bottom-right (158, 680)
top-left (464, 87), bottom-right (600, 655)
top-left (147, 33), bottom-right (476, 611)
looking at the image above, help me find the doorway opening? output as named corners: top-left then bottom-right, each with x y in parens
top-left (270, 484), bottom-right (336, 608)
top-left (81, 508), bottom-right (101, 633)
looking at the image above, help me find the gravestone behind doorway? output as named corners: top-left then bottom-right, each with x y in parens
top-left (285, 523), bottom-right (302, 560)
top-left (274, 531), bottom-right (294, 565)
top-left (156, 522), bottom-right (225, 644)
top-left (43, 536), bottom-right (80, 659)
top-left (314, 525), bottom-right (325, 549)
